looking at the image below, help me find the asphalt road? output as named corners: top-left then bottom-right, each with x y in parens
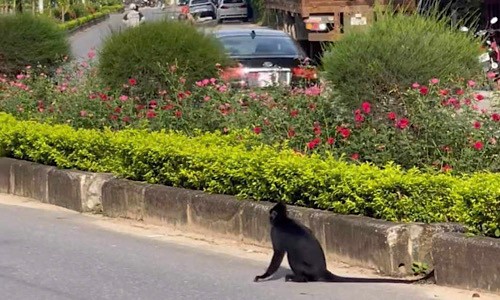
top-left (69, 6), bottom-right (259, 61)
top-left (69, 7), bottom-right (174, 60)
top-left (0, 195), bottom-right (458, 300)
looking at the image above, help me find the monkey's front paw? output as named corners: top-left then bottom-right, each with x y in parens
top-left (254, 276), bottom-right (262, 282)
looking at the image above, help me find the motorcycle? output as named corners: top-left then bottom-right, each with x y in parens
top-left (463, 17), bottom-right (500, 87)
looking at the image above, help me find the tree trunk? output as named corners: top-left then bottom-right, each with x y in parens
top-left (15, 0), bottom-right (23, 13)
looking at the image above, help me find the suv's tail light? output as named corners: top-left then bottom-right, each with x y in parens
top-left (220, 66), bottom-right (244, 81)
top-left (292, 67), bottom-right (317, 80)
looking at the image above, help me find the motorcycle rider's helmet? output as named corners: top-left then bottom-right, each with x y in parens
top-left (129, 3), bottom-right (137, 10)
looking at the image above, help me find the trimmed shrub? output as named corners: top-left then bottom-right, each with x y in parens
top-left (0, 112), bottom-right (498, 238)
top-left (0, 14), bottom-right (70, 77)
top-left (98, 20), bottom-right (233, 97)
top-left (321, 5), bottom-right (483, 111)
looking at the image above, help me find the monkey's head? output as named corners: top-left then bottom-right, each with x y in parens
top-left (269, 202), bottom-right (287, 224)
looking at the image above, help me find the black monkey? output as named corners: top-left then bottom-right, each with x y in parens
top-left (254, 202), bottom-right (435, 283)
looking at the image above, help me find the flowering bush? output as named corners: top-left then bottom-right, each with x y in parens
top-left (0, 13), bottom-right (70, 76)
top-left (1, 54), bottom-right (498, 173)
top-left (0, 55), bottom-right (332, 144)
top-left (97, 20), bottom-right (232, 97)
top-left (322, 5), bottom-right (483, 111)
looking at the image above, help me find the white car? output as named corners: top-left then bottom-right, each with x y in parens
top-left (217, 0), bottom-right (248, 23)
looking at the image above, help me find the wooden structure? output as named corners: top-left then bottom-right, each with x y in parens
top-left (264, 0), bottom-right (415, 43)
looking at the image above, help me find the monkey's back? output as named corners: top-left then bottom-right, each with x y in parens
top-left (274, 218), bottom-right (328, 275)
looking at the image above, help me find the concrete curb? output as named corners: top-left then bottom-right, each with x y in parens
top-left (432, 233), bottom-right (500, 293)
top-left (0, 157), bottom-right (498, 293)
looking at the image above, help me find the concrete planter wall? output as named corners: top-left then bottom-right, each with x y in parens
top-left (0, 157), bottom-right (498, 294)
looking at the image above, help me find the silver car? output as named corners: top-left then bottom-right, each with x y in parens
top-left (189, 0), bottom-right (217, 19)
top-left (217, 0), bottom-right (248, 23)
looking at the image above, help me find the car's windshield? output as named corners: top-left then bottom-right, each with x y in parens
top-left (218, 35), bottom-right (300, 57)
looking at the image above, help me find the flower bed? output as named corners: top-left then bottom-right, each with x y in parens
top-left (1, 58), bottom-right (498, 173)
top-left (0, 112), bottom-right (498, 238)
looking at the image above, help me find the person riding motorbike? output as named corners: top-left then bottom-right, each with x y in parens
top-left (123, 3), bottom-right (145, 28)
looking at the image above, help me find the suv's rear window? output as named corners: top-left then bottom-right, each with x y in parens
top-left (190, 0), bottom-right (211, 5)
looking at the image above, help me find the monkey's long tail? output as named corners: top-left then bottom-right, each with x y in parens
top-left (322, 269), bottom-right (435, 284)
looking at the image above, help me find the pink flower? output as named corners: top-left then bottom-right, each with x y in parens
top-left (128, 78), bottom-right (137, 86)
top-left (430, 78), bottom-right (439, 84)
top-left (337, 126), bottom-right (351, 139)
top-left (412, 82), bottom-right (420, 89)
top-left (441, 165), bottom-right (453, 172)
top-left (149, 100), bottom-right (158, 109)
top-left (287, 128), bottom-right (296, 138)
top-left (455, 89), bottom-right (464, 95)
top-left (473, 121), bottom-right (481, 129)
top-left (218, 85), bottom-right (228, 93)
top-left (313, 124), bottom-right (321, 136)
top-left (87, 49), bottom-right (96, 60)
top-left (305, 85), bottom-right (321, 96)
top-left (492, 113), bottom-right (500, 122)
top-left (439, 89), bottom-right (449, 96)
top-left (119, 95), bottom-right (128, 102)
top-left (473, 141), bottom-right (484, 150)
top-left (387, 112), bottom-right (396, 120)
top-left (80, 110), bottom-right (87, 117)
top-left (487, 72), bottom-right (496, 79)
top-left (179, 77), bottom-right (186, 84)
top-left (468, 80), bottom-right (476, 87)
top-left (307, 138), bottom-right (321, 150)
top-left (475, 94), bottom-right (485, 101)
top-left (203, 96), bottom-right (211, 102)
top-left (290, 109), bottom-right (299, 117)
top-left (327, 137), bottom-right (335, 145)
top-left (361, 101), bottom-right (371, 114)
top-left (16, 74), bottom-right (25, 80)
top-left (146, 110), bottom-right (157, 119)
top-left (354, 114), bottom-right (365, 123)
top-left (351, 153), bottom-right (359, 160)
top-left (396, 118), bottom-right (410, 129)
top-left (419, 86), bottom-right (429, 95)
top-left (253, 126), bottom-right (262, 134)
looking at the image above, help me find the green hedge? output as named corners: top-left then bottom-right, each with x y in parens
top-left (58, 5), bottom-right (123, 31)
top-left (0, 112), bottom-right (498, 238)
